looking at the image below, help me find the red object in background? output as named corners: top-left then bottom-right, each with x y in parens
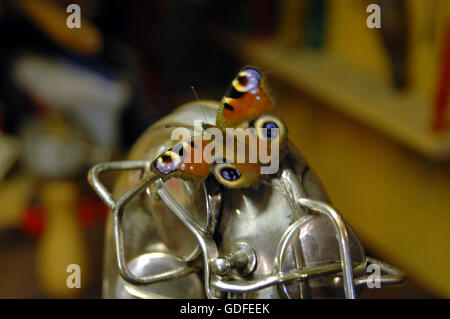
top-left (77, 197), bottom-right (98, 229)
top-left (21, 204), bottom-right (46, 238)
top-left (77, 197), bottom-right (109, 229)
top-left (432, 23), bottom-right (450, 132)
top-left (96, 200), bottom-right (109, 223)
top-left (21, 196), bottom-right (108, 236)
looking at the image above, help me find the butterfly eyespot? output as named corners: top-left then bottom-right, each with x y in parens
top-left (154, 151), bottom-right (181, 175)
top-left (253, 115), bottom-right (286, 145)
top-left (262, 121), bottom-right (279, 140)
top-left (233, 69), bottom-right (261, 92)
top-left (220, 167), bottom-right (241, 181)
top-left (237, 75), bottom-right (248, 86)
top-left (161, 154), bottom-right (173, 163)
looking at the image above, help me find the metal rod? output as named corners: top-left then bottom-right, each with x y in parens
top-left (88, 160), bottom-right (148, 209)
top-left (88, 161), bottom-right (197, 286)
top-left (296, 198), bottom-right (356, 299)
top-left (156, 179), bottom-right (220, 299)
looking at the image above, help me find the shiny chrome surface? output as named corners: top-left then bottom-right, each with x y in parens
top-left (115, 252), bottom-right (204, 299)
top-left (89, 100), bottom-right (406, 299)
top-left (211, 241), bottom-right (257, 279)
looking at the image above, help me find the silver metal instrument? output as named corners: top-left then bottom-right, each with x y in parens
top-left (88, 100), bottom-right (406, 299)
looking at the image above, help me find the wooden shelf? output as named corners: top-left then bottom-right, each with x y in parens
top-left (222, 33), bottom-right (450, 160)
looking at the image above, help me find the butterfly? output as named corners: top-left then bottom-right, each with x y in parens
top-left (151, 65), bottom-right (288, 188)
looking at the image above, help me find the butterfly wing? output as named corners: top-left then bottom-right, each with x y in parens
top-left (211, 113), bottom-right (288, 188)
top-left (216, 65), bottom-right (275, 128)
top-left (152, 138), bottom-right (212, 180)
top-left (212, 161), bottom-right (262, 188)
top-left (151, 135), bottom-right (262, 188)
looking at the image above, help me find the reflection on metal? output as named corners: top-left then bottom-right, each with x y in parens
top-left (89, 100), bottom-right (406, 299)
top-left (118, 252), bottom-right (204, 299)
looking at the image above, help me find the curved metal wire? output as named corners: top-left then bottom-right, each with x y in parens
top-left (296, 198), bottom-right (356, 299)
top-left (273, 214), bottom-right (314, 299)
top-left (88, 161), bottom-right (198, 286)
top-left (156, 179), bottom-right (220, 299)
top-left (354, 257), bottom-right (407, 287)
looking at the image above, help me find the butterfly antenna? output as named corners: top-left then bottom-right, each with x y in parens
top-left (191, 86), bottom-right (200, 100)
top-left (191, 85), bottom-right (208, 125)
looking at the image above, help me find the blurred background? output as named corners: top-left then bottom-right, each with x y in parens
top-left (0, 0), bottom-right (448, 298)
